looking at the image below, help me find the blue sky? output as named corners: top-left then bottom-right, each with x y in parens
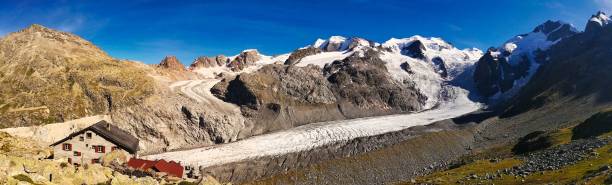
top-left (0, 0), bottom-right (608, 64)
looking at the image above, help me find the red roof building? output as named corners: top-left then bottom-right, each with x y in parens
top-left (127, 158), bottom-right (184, 178)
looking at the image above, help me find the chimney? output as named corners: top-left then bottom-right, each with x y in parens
top-left (107, 122), bottom-right (111, 131)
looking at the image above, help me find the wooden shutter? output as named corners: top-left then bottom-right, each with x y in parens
top-left (101, 146), bottom-right (105, 153)
top-left (63, 143), bottom-right (72, 151)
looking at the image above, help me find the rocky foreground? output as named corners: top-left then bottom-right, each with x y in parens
top-left (405, 112), bottom-right (612, 185)
top-left (0, 131), bottom-right (234, 185)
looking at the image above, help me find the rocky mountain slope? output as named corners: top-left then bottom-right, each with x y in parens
top-left (0, 25), bottom-right (155, 127)
top-left (503, 12), bottom-right (612, 117)
top-left (205, 35), bottom-right (482, 136)
top-left (473, 20), bottom-right (578, 99)
top-left (406, 12), bottom-right (612, 185)
top-left (0, 25), bottom-right (247, 154)
top-left (217, 12), bottom-right (612, 184)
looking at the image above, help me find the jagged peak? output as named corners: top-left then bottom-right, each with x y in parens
top-left (590, 11), bottom-right (610, 25)
top-left (158, 55), bottom-right (185, 71)
top-left (586, 11), bottom-right (612, 32)
top-left (532, 20), bottom-right (577, 34)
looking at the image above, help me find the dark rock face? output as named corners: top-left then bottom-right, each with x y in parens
top-left (284, 47), bottom-right (322, 65)
top-left (212, 49), bottom-right (425, 135)
top-left (227, 50), bottom-right (261, 71)
top-left (533, 20), bottom-right (577, 42)
top-left (503, 13), bottom-right (612, 117)
top-left (212, 64), bottom-right (336, 109)
top-left (473, 49), bottom-right (515, 96)
top-left (473, 20), bottom-right (577, 97)
top-left (323, 49), bottom-right (425, 113)
top-left (432, 57), bottom-right (448, 78)
top-left (585, 11), bottom-right (611, 34)
top-left (211, 64), bottom-right (342, 135)
top-left (402, 40), bottom-right (427, 59)
top-left (158, 56), bottom-right (185, 71)
top-left (400, 62), bottom-right (414, 74)
top-left (189, 55), bottom-right (228, 69)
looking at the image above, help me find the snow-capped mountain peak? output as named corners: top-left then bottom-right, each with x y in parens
top-left (586, 11), bottom-right (612, 33)
top-left (381, 35), bottom-right (456, 54)
top-left (313, 36), bottom-right (376, 52)
top-left (590, 11), bottom-right (610, 26)
top-left (474, 20), bottom-right (578, 99)
top-left (313, 38), bottom-right (327, 48)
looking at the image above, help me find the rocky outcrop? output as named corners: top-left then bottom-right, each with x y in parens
top-left (189, 55), bottom-right (228, 69)
top-left (402, 40), bottom-right (427, 59)
top-left (212, 49), bottom-right (424, 136)
top-left (585, 11), bottom-right (611, 33)
top-left (473, 49), bottom-right (515, 96)
top-left (211, 64), bottom-right (341, 135)
top-left (323, 49), bottom-right (425, 114)
top-left (110, 86), bottom-right (245, 154)
top-left (431, 57), bottom-right (448, 78)
top-left (158, 56), bottom-right (185, 71)
top-left (227, 50), bottom-right (261, 71)
top-left (284, 47), bottom-right (322, 65)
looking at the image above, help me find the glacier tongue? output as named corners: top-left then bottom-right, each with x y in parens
top-left (147, 35), bottom-right (486, 169)
top-left (143, 86), bottom-right (481, 168)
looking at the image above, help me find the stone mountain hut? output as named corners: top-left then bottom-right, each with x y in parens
top-left (50, 120), bottom-right (139, 166)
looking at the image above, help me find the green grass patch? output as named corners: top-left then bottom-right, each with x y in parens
top-left (408, 158), bottom-right (522, 184)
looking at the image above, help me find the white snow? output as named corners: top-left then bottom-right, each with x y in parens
top-left (590, 12), bottom-right (611, 26)
top-left (489, 24), bottom-right (567, 100)
top-left (192, 52), bottom-right (289, 78)
top-left (312, 36), bottom-right (376, 52)
top-left (503, 43), bottom-right (518, 53)
top-left (144, 88), bottom-right (481, 168)
top-left (145, 35), bottom-right (485, 168)
top-left (313, 38), bottom-right (326, 48)
top-left (295, 51), bottom-right (353, 67)
top-left (380, 36), bottom-right (482, 109)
